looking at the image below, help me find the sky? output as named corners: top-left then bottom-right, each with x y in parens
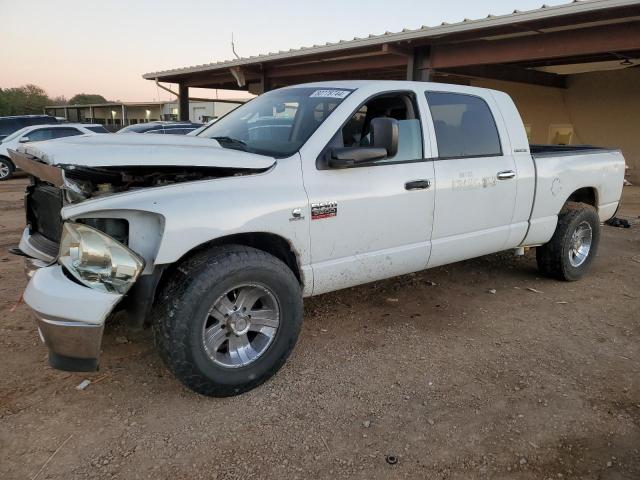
top-left (1, 0), bottom-right (569, 102)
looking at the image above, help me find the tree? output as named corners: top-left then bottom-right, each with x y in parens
top-left (50, 95), bottom-right (68, 105)
top-left (68, 93), bottom-right (108, 105)
top-left (0, 84), bottom-right (50, 116)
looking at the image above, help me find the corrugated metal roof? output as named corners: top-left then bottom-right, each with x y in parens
top-left (143, 0), bottom-right (639, 79)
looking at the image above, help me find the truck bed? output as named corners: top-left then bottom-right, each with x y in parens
top-left (530, 144), bottom-right (617, 157)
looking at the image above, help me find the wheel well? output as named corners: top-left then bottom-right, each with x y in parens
top-left (176, 232), bottom-right (302, 284)
top-left (138, 233), bottom-right (303, 328)
top-left (566, 187), bottom-right (597, 208)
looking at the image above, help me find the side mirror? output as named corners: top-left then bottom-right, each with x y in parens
top-left (19, 136), bottom-right (30, 143)
top-left (328, 147), bottom-right (387, 168)
top-left (369, 117), bottom-right (399, 157)
top-left (326, 117), bottom-right (399, 168)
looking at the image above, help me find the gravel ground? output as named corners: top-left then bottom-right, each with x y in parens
top-left (0, 177), bottom-right (638, 480)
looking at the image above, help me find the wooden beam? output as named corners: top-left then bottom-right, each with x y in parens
top-left (267, 54), bottom-right (407, 79)
top-left (382, 43), bottom-right (410, 57)
top-left (268, 68), bottom-right (407, 87)
top-left (178, 84), bottom-right (189, 121)
top-left (431, 21), bottom-right (640, 69)
top-left (443, 64), bottom-right (567, 89)
top-left (407, 46), bottom-right (432, 81)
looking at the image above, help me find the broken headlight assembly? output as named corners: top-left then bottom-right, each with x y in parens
top-left (58, 222), bottom-right (144, 294)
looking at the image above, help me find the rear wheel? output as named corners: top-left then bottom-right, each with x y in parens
top-left (536, 202), bottom-right (600, 281)
top-left (153, 245), bottom-right (303, 397)
top-left (0, 157), bottom-right (14, 181)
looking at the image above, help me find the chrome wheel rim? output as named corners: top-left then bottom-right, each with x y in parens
top-left (568, 221), bottom-right (593, 267)
top-left (202, 283), bottom-right (280, 368)
top-left (0, 163), bottom-right (9, 179)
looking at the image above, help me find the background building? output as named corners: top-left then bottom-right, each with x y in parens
top-left (142, 0), bottom-right (640, 183)
top-left (44, 99), bottom-right (243, 129)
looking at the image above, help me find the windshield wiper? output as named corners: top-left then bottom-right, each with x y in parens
top-left (211, 136), bottom-right (248, 151)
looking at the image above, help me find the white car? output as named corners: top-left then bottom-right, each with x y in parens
top-left (0, 123), bottom-right (108, 180)
top-left (10, 81), bottom-right (625, 396)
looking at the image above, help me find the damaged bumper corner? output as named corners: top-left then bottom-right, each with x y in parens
top-left (23, 265), bottom-right (122, 372)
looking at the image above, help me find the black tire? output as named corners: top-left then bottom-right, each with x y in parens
top-left (536, 201), bottom-right (600, 281)
top-left (152, 245), bottom-right (303, 397)
top-left (0, 157), bottom-right (15, 181)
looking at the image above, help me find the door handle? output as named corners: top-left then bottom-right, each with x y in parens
top-left (405, 179), bottom-right (431, 190)
top-left (497, 170), bottom-right (516, 180)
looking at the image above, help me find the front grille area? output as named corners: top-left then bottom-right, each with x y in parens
top-left (28, 232), bottom-right (60, 258)
top-left (26, 183), bottom-right (64, 244)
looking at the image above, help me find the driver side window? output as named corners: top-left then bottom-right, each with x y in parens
top-left (338, 92), bottom-right (423, 163)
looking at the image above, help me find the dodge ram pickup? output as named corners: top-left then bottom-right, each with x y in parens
top-left (9, 81), bottom-right (625, 397)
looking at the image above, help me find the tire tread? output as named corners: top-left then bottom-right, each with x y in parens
top-left (536, 201), bottom-right (599, 281)
top-left (152, 245), bottom-right (302, 396)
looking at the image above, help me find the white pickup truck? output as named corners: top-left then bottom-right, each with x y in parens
top-left (10, 81), bottom-right (625, 397)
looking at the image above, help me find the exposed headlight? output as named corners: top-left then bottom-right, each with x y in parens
top-left (58, 222), bottom-right (144, 294)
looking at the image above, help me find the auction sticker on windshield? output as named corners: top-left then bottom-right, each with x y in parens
top-left (310, 89), bottom-right (351, 99)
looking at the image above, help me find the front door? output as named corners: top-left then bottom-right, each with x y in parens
top-left (301, 90), bottom-right (436, 295)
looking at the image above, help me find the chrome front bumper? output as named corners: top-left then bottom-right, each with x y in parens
top-left (23, 264), bottom-right (123, 372)
top-left (35, 317), bottom-right (105, 371)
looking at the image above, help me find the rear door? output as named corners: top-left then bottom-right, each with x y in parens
top-left (424, 89), bottom-right (517, 267)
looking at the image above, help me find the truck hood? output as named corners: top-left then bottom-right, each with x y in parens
top-left (11, 134), bottom-right (276, 203)
top-left (17, 133), bottom-right (275, 170)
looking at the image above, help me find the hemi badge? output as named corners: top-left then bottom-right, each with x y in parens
top-left (311, 202), bottom-right (337, 220)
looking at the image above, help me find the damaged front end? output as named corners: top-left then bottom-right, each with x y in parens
top-left (9, 148), bottom-right (265, 204)
top-left (9, 147), bottom-right (272, 372)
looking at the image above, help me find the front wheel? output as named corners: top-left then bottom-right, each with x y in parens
top-left (536, 202), bottom-right (600, 281)
top-left (152, 245), bottom-right (303, 396)
top-left (0, 157), bottom-right (15, 181)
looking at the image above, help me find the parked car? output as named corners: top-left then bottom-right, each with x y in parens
top-left (0, 115), bottom-right (58, 142)
top-left (117, 121), bottom-right (202, 135)
top-left (187, 119), bottom-right (218, 136)
top-left (0, 123), bottom-right (108, 180)
top-left (10, 81), bottom-right (625, 397)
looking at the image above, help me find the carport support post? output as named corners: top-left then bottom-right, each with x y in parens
top-left (407, 47), bottom-right (432, 82)
top-left (178, 83), bottom-right (189, 121)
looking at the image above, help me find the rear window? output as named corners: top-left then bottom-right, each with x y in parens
top-left (426, 92), bottom-right (502, 158)
top-left (50, 127), bottom-right (83, 139)
top-left (86, 126), bottom-right (109, 133)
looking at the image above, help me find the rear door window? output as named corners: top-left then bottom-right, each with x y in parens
top-left (86, 126), bottom-right (109, 133)
top-left (164, 128), bottom-right (195, 135)
top-left (425, 92), bottom-right (502, 158)
top-left (50, 127), bottom-right (84, 139)
top-left (27, 127), bottom-right (83, 141)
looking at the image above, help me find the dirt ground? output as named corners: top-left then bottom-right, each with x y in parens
top-left (0, 176), bottom-right (638, 480)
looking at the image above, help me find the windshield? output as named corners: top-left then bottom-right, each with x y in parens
top-left (197, 87), bottom-right (353, 158)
